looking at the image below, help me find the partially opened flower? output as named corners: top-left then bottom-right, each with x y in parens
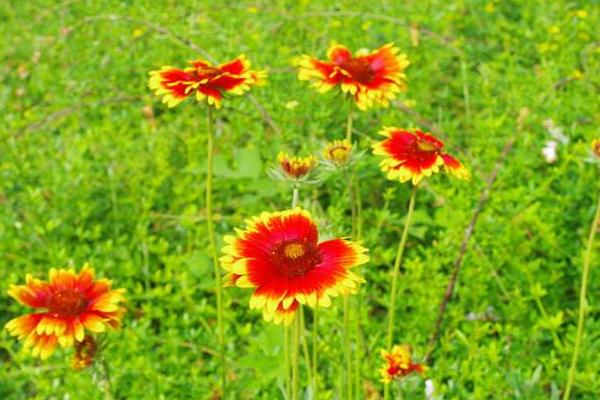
top-left (149, 55), bottom-right (266, 109)
top-left (324, 139), bottom-right (353, 166)
top-left (221, 209), bottom-right (368, 325)
top-left (298, 43), bottom-right (409, 110)
top-left (4, 265), bottom-right (126, 359)
top-left (380, 344), bottom-right (426, 383)
top-left (592, 138), bottom-right (600, 158)
top-left (71, 335), bottom-right (97, 370)
top-left (277, 152), bottom-right (317, 180)
top-left (372, 127), bottom-right (469, 185)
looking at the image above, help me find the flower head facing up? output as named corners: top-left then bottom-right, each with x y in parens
top-left (324, 139), bottom-right (353, 166)
top-left (278, 152), bottom-right (317, 180)
top-left (592, 138), bottom-right (600, 158)
top-left (380, 345), bottom-right (426, 383)
top-left (372, 127), bottom-right (469, 185)
top-left (148, 55), bottom-right (266, 109)
top-left (298, 43), bottom-right (409, 110)
top-left (221, 209), bottom-right (368, 325)
top-left (4, 265), bottom-right (126, 359)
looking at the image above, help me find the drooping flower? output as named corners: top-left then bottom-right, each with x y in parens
top-left (324, 139), bottom-right (353, 166)
top-left (380, 344), bottom-right (426, 383)
top-left (298, 43), bottom-right (409, 110)
top-left (4, 265), bottom-right (126, 359)
top-left (277, 152), bottom-right (317, 180)
top-left (221, 209), bottom-right (368, 325)
top-left (71, 335), bottom-right (97, 369)
top-left (148, 55), bottom-right (266, 109)
top-left (592, 138), bottom-right (600, 158)
top-left (372, 127), bottom-right (469, 185)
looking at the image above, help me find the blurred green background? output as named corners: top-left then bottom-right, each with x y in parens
top-left (1, 0), bottom-right (599, 399)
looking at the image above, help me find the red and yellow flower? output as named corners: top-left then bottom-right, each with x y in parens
top-left (4, 265), bottom-right (126, 359)
top-left (380, 344), bottom-right (426, 383)
top-left (278, 152), bottom-right (317, 180)
top-left (372, 127), bottom-right (469, 185)
top-left (592, 138), bottom-right (600, 157)
top-left (149, 55), bottom-right (266, 109)
top-left (298, 43), bottom-right (409, 110)
top-left (221, 209), bottom-right (368, 325)
top-left (324, 139), bottom-right (353, 166)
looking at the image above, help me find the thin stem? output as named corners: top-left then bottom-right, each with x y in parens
top-left (292, 309), bottom-right (301, 400)
top-left (346, 98), bottom-right (354, 142)
top-left (284, 325), bottom-right (291, 399)
top-left (312, 307), bottom-right (319, 399)
top-left (292, 184), bottom-right (300, 208)
top-left (300, 308), bottom-right (313, 391)
top-left (100, 357), bottom-right (114, 400)
top-left (343, 296), bottom-right (353, 400)
top-left (563, 186), bottom-right (600, 399)
top-left (384, 186), bottom-right (418, 400)
top-left (206, 107), bottom-right (226, 394)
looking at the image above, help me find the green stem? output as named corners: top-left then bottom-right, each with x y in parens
top-left (346, 99), bottom-right (354, 142)
top-left (100, 357), bottom-right (114, 400)
top-left (284, 325), bottom-right (291, 399)
top-left (292, 184), bottom-right (300, 208)
top-left (292, 309), bottom-right (301, 400)
top-left (343, 296), bottom-right (353, 400)
top-left (384, 186), bottom-right (418, 400)
top-left (206, 107), bottom-right (226, 394)
top-left (300, 308), bottom-right (313, 391)
top-left (563, 186), bottom-right (600, 399)
top-left (312, 307), bottom-right (319, 399)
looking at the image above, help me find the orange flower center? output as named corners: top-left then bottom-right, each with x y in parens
top-left (339, 58), bottom-right (375, 84)
top-left (271, 239), bottom-right (322, 277)
top-left (47, 289), bottom-right (88, 316)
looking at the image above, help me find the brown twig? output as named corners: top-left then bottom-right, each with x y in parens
top-left (425, 135), bottom-right (516, 363)
top-left (280, 11), bottom-right (460, 53)
top-left (15, 95), bottom-right (143, 138)
top-left (68, 15), bottom-right (217, 62)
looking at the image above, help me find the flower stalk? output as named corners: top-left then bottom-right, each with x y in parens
top-left (563, 185), bottom-right (600, 399)
top-left (384, 186), bottom-right (417, 400)
top-left (206, 107), bottom-right (226, 394)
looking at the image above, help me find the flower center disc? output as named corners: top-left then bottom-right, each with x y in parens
top-left (416, 139), bottom-right (438, 152)
top-left (340, 58), bottom-right (375, 84)
top-left (196, 66), bottom-right (221, 80)
top-left (271, 239), bottom-right (322, 278)
top-left (47, 289), bottom-right (87, 316)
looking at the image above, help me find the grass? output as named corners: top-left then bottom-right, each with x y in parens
top-left (1, 0), bottom-right (599, 398)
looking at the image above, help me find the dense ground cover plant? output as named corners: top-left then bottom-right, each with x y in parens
top-left (1, 1), bottom-right (599, 399)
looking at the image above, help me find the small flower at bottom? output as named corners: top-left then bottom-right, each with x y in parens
top-left (71, 335), bottom-right (97, 370)
top-left (380, 344), bottom-right (426, 383)
top-left (323, 139), bottom-right (353, 166)
top-left (298, 43), bottom-right (409, 110)
top-left (592, 138), bottom-right (600, 158)
top-left (372, 127), bottom-right (469, 185)
top-left (277, 152), bottom-right (317, 180)
top-left (220, 208), bottom-right (368, 325)
top-left (148, 55), bottom-right (266, 109)
top-left (4, 265), bottom-right (126, 360)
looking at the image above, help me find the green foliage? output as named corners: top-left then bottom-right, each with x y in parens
top-left (1, 0), bottom-right (599, 399)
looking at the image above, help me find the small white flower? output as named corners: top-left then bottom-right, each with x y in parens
top-left (425, 379), bottom-right (435, 399)
top-left (542, 140), bottom-right (558, 163)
